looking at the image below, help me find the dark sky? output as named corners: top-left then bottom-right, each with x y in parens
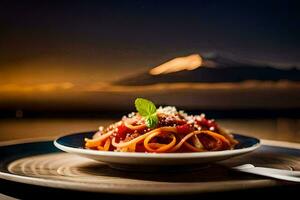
top-left (0, 0), bottom-right (299, 84)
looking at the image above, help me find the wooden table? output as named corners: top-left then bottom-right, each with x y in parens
top-left (0, 118), bottom-right (299, 199)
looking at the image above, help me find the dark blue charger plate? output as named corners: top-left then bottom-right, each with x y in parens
top-left (0, 133), bottom-right (299, 194)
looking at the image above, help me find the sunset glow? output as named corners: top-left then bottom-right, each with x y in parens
top-left (0, 82), bottom-right (74, 92)
top-left (149, 54), bottom-right (203, 75)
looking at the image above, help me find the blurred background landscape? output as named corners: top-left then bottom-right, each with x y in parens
top-left (0, 0), bottom-right (299, 142)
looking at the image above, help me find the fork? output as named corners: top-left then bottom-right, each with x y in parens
top-left (232, 164), bottom-right (300, 182)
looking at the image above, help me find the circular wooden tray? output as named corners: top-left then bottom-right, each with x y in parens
top-left (0, 138), bottom-right (299, 195)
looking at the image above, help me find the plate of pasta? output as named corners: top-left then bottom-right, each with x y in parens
top-left (54, 98), bottom-right (260, 169)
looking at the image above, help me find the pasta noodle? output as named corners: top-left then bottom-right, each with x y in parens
top-left (84, 104), bottom-right (238, 153)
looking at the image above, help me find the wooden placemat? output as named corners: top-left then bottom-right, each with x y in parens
top-left (0, 139), bottom-right (299, 195)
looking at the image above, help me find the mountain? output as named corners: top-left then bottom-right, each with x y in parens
top-left (114, 53), bottom-right (300, 86)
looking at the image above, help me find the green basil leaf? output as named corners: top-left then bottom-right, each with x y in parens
top-left (134, 98), bottom-right (157, 117)
top-left (145, 114), bottom-right (159, 129)
top-left (135, 98), bottom-right (158, 128)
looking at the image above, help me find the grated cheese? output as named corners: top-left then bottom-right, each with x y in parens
top-left (157, 106), bottom-right (178, 115)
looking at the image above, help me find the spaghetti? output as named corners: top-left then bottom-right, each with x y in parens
top-left (85, 100), bottom-right (238, 153)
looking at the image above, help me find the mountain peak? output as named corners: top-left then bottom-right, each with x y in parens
top-left (149, 54), bottom-right (203, 75)
top-left (114, 53), bottom-right (300, 86)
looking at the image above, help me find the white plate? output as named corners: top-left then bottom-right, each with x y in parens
top-left (54, 131), bottom-right (260, 170)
